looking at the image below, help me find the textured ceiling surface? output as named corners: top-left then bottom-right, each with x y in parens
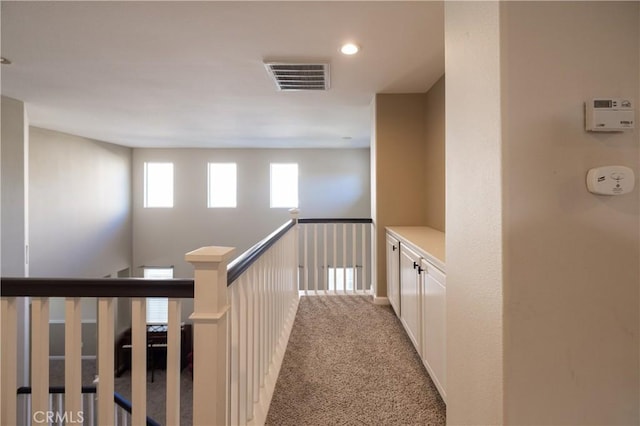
top-left (1, 1), bottom-right (444, 148)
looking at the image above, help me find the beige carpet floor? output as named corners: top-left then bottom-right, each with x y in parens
top-left (265, 296), bottom-right (446, 426)
top-left (47, 296), bottom-right (445, 425)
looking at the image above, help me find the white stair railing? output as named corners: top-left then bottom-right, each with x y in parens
top-left (226, 215), bottom-right (299, 426)
top-left (0, 277), bottom-right (192, 426)
top-left (298, 219), bottom-right (373, 295)
top-left (2, 212), bottom-right (373, 426)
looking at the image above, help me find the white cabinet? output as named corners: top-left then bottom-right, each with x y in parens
top-left (386, 227), bottom-right (446, 403)
top-left (400, 244), bottom-right (423, 354)
top-left (386, 233), bottom-right (401, 316)
top-left (421, 259), bottom-right (446, 402)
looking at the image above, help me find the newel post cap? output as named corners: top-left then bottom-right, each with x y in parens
top-left (289, 208), bottom-right (300, 220)
top-left (185, 246), bottom-right (236, 264)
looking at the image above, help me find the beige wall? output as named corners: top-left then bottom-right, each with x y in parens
top-left (445, 1), bottom-right (639, 424)
top-left (501, 2), bottom-right (639, 424)
top-left (444, 2), bottom-right (504, 424)
top-left (372, 84), bottom-right (446, 298)
top-left (424, 75), bottom-right (446, 232)
top-left (373, 94), bottom-right (428, 298)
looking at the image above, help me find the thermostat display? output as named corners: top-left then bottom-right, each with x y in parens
top-left (586, 165), bottom-right (635, 195)
top-left (585, 98), bottom-right (634, 132)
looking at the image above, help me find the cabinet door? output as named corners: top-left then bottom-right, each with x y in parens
top-left (386, 233), bottom-right (401, 316)
top-left (400, 244), bottom-right (421, 354)
top-left (422, 260), bottom-right (446, 401)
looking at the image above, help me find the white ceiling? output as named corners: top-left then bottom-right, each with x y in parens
top-left (1, 1), bottom-right (444, 149)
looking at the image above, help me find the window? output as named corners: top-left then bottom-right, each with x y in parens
top-left (328, 267), bottom-right (356, 291)
top-left (144, 267), bottom-right (173, 324)
top-left (144, 162), bottom-right (174, 208)
top-left (270, 163), bottom-right (298, 208)
top-left (208, 163), bottom-right (237, 208)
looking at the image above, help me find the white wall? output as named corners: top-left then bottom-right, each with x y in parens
top-left (1, 95), bottom-right (31, 385)
top-left (501, 2), bottom-right (639, 424)
top-left (132, 148), bottom-right (371, 279)
top-left (29, 127), bottom-right (133, 355)
top-left (1, 96), bottom-right (29, 277)
top-left (29, 127), bottom-right (132, 279)
top-left (444, 2), bottom-right (504, 424)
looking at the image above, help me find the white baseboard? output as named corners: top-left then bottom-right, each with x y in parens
top-left (373, 296), bottom-right (390, 305)
top-left (248, 294), bottom-right (300, 426)
top-left (298, 290), bottom-right (372, 297)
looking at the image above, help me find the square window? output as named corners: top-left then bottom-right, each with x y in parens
top-left (208, 163), bottom-right (237, 208)
top-left (143, 267), bottom-right (173, 324)
top-left (144, 163), bottom-right (173, 208)
top-left (270, 163), bottom-right (298, 208)
top-left (328, 267), bottom-right (356, 291)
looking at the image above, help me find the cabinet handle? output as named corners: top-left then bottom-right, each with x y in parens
top-left (417, 266), bottom-right (424, 275)
top-left (413, 261), bottom-right (418, 269)
top-left (392, 245), bottom-right (397, 251)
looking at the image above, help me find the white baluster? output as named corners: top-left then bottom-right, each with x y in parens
top-left (65, 297), bottom-right (82, 425)
top-left (362, 224), bottom-right (367, 292)
top-left (313, 224), bottom-right (318, 294)
top-left (303, 224), bottom-right (308, 295)
top-left (259, 260), bottom-right (266, 388)
top-left (323, 224), bottom-right (328, 295)
top-left (97, 297), bottom-right (115, 426)
top-left (239, 277), bottom-right (248, 425)
top-left (229, 283), bottom-right (239, 426)
top-left (1, 297), bottom-right (18, 426)
top-left (130, 298), bottom-right (147, 425)
top-left (343, 224), bottom-right (347, 295)
top-left (166, 298), bottom-right (181, 426)
top-left (185, 246), bottom-right (235, 426)
top-left (30, 297), bottom-right (50, 425)
top-left (352, 223), bottom-right (357, 293)
top-left (333, 223), bottom-right (338, 294)
top-left (246, 269), bottom-right (255, 420)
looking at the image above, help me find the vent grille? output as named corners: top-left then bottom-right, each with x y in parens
top-left (264, 62), bottom-right (330, 91)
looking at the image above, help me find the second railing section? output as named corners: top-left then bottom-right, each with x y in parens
top-left (298, 219), bottom-right (373, 295)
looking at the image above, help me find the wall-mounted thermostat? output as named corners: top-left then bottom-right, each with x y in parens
top-left (586, 165), bottom-right (635, 195)
top-left (585, 98), bottom-right (634, 132)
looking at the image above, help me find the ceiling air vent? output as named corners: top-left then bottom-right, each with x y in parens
top-left (264, 62), bottom-right (330, 91)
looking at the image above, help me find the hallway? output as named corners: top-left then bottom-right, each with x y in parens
top-left (266, 296), bottom-right (446, 425)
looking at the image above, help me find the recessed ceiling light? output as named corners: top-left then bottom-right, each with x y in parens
top-left (340, 43), bottom-right (359, 55)
top-left (1, 57), bottom-right (12, 65)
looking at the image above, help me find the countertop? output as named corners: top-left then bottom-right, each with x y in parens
top-left (386, 226), bottom-right (445, 272)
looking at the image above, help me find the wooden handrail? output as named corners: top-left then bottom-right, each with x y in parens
top-left (298, 218), bottom-right (373, 224)
top-left (0, 277), bottom-right (194, 298)
top-left (227, 219), bottom-right (295, 285)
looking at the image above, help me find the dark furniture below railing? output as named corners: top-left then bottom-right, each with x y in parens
top-left (115, 323), bottom-right (192, 380)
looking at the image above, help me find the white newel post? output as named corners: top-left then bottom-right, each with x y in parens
top-left (186, 246), bottom-right (235, 426)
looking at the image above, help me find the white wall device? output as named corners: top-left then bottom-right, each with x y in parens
top-left (586, 165), bottom-right (635, 195)
top-left (585, 98), bottom-right (634, 132)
